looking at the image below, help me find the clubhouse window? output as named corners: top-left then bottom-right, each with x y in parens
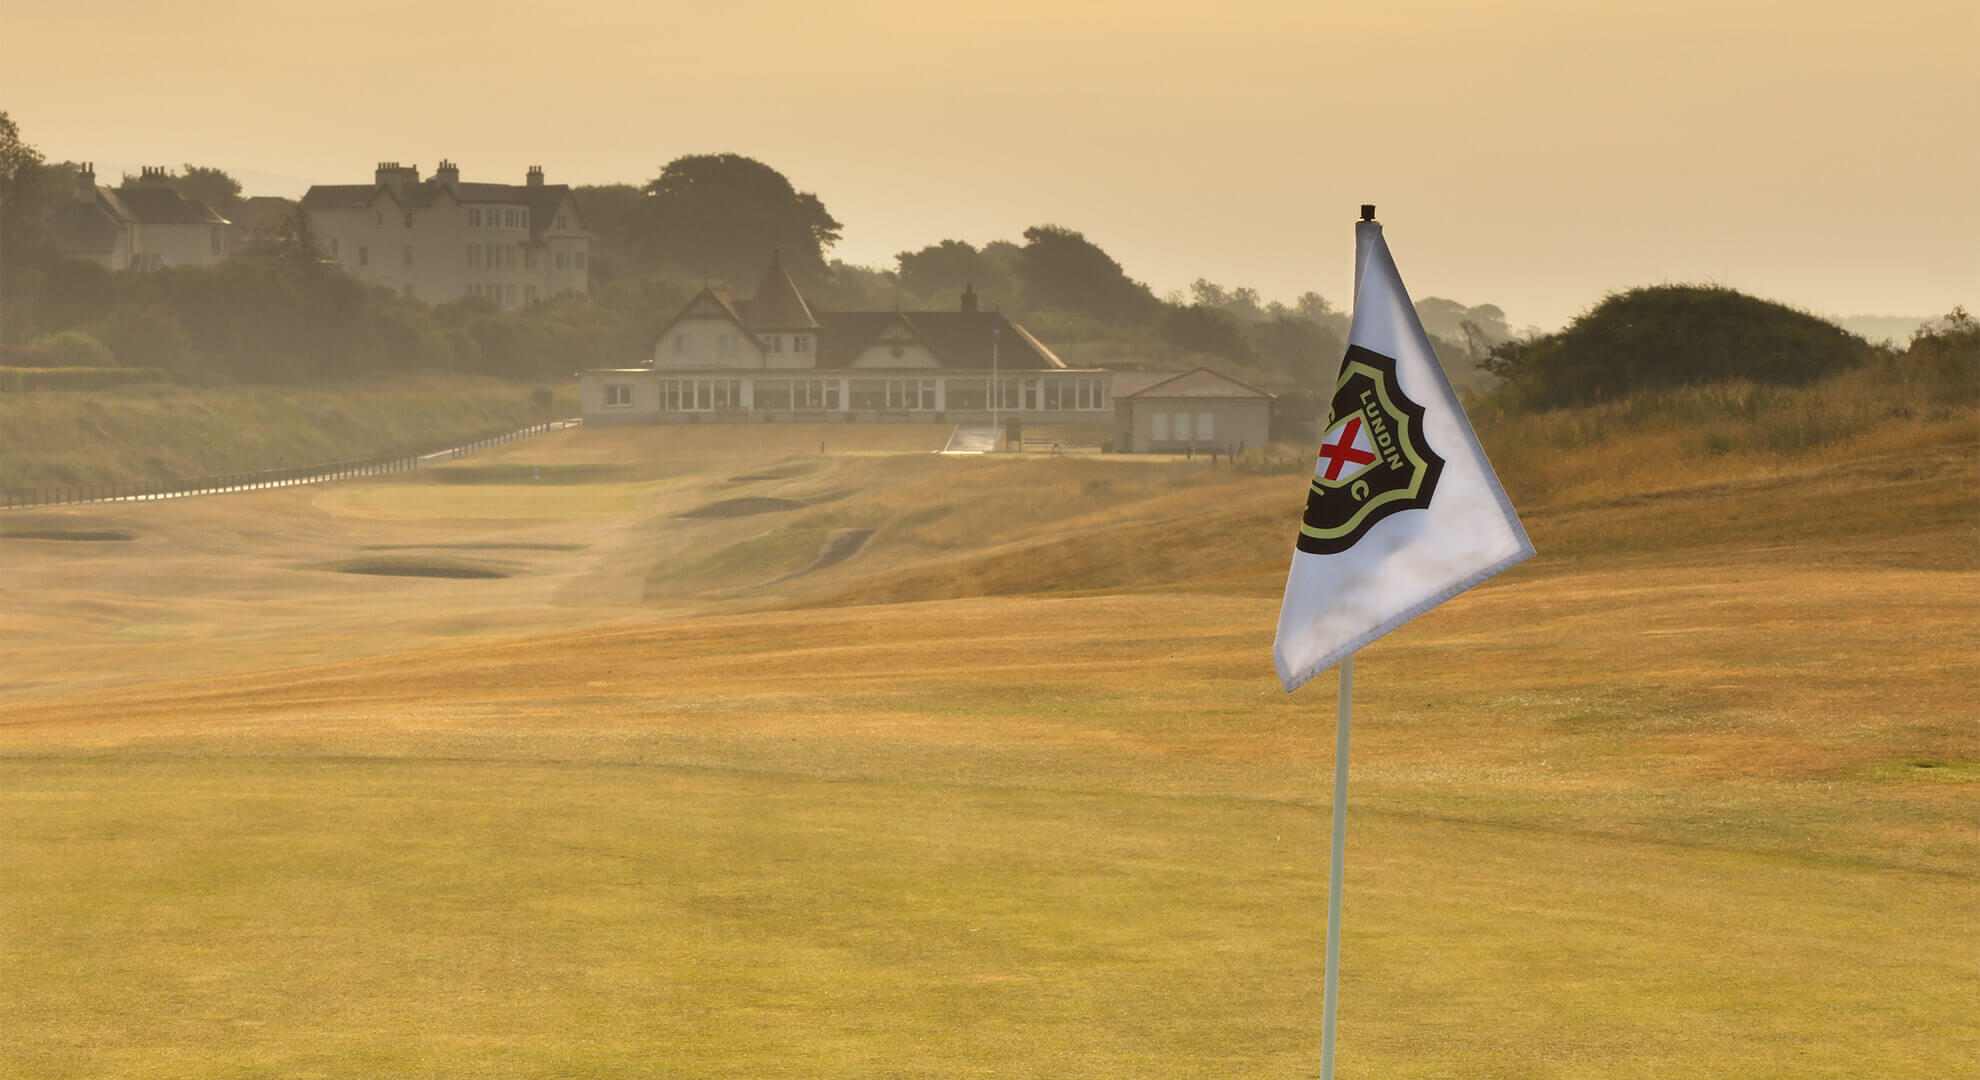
top-left (605, 384), bottom-right (633, 408)
top-left (660, 378), bottom-right (742, 411)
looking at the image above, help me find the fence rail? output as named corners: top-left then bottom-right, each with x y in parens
top-left (1, 418), bottom-right (583, 510)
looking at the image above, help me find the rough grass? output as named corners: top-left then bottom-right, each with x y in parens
top-left (0, 375), bottom-right (578, 490)
top-left (1, 392), bottom-right (1974, 1077)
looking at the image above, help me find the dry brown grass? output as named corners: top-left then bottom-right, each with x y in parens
top-left (2, 403), bottom-right (1975, 1077)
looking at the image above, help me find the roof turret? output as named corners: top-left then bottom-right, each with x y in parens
top-left (742, 250), bottom-right (820, 330)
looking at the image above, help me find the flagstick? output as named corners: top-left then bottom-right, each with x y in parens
top-left (1320, 651), bottom-right (1354, 1079)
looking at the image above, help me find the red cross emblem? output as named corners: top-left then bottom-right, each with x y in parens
top-left (1318, 414), bottom-right (1378, 481)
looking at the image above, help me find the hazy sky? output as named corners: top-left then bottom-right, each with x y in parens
top-left (5, 0), bottom-right (1975, 329)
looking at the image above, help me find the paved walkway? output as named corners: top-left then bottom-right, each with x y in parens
top-left (939, 424), bottom-right (999, 454)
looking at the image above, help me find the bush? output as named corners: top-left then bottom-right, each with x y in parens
top-left (33, 329), bottom-right (114, 368)
top-left (1485, 285), bottom-right (1875, 408)
top-left (94, 305), bottom-right (198, 380)
top-left (1904, 307), bottom-right (1978, 403)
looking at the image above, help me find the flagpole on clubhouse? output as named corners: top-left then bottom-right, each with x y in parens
top-left (1320, 651), bottom-right (1353, 1079)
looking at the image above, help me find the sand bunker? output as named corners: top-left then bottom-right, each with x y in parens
top-left (1, 528), bottom-right (136, 542)
top-left (326, 557), bottom-right (510, 580)
top-left (361, 542), bottom-right (584, 552)
top-left (765, 528), bottom-right (874, 585)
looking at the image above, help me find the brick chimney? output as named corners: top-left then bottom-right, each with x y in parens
top-left (435, 159), bottom-right (460, 185)
top-left (960, 282), bottom-right (979, 313)
top-left (526, 165), bottom-right (544, 188)
top-left (76, 162), bottom-right (97, 203)
top-left (135, 165), bottom-right (172, 186)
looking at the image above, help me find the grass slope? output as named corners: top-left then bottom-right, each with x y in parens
top-left (0, 375), bottom-right (576, 490)
top-left (1, 384), bottom-right (1975, 1077)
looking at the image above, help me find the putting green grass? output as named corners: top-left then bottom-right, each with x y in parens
top-left (2, 406), bottom-right (1975, 1077)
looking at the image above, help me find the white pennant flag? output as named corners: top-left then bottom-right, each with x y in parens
top-left (1273, 216), bottom-right (1534, 692)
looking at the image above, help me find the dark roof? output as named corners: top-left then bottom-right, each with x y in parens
top-left (112, 185), bottom-right (228, 224)
top-left (49, 184), bottom-right (229, 254)
top-left (643, 254), bottom-right (1066, 371)
top-left (300, 176), bottom-right (588, 240)
top-left (1118, 367), bottom-right (1275, 399)
top-left (48, 201), bottom-right (124, 253)
top-left (298, 184), bottom-right (390, 210)
top-left (811, 310), bottom-right (1065, 370)
top-left (738, 252), bottom-right (819, 329)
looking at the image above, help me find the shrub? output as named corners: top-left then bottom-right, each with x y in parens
top-left (33, 329), bottom-right (113, 368)
top-left (93, 305), bottom-right (199, 380)
top-left (1904, 307), bottom-right (1978, 403)
top-left (1485, 285), bottom-right (1875, 408)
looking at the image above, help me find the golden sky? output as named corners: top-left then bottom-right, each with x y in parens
top-left (5, 0), bottom-right (1975, 328)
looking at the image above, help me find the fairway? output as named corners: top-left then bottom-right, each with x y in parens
top-left (3, 417), bottom-right (1975, 1077)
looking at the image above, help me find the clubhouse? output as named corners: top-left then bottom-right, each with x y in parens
top-left (578, 254), bottom-right (1111, 425)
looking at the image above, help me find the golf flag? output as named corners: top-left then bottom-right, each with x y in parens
top-left (1273, 215), bottom-right (1534, 692)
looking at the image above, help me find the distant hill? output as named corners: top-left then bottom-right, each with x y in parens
top-left (1832, 314), bottom-right (1936, 345)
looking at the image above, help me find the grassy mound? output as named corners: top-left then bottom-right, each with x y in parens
top-left (1487, 285), bottom-right (1878, 407)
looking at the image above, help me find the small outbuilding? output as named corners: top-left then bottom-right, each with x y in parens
top-left (1112, 367), bottom-right (1274, 453)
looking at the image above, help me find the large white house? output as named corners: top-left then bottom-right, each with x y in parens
top-left (49, 165), bottom-right (230, 271)
top-left (299, 161), bottom-right (589, 307)
top-left (580, 254), bottom-right (1113, 425)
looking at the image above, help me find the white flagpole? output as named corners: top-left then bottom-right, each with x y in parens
top-left (1320, 651), bottom-right (1354, 1079)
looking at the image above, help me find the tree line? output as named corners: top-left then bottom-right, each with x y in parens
top-left (17, 111), bottom-right (1946, 409)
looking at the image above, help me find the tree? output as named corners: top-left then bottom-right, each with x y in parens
top-left (1415, 297), bottom-right (1510, 347)
top-left (1189, 279), bottom-right (1265, 323)
top-left (1158, 303), bottom-right (1252, 362)
top-left (1245, 315), bottom-right (1344, 384)
top-left (1, 111), bottom-right (62, 267)
top-left (1016, 224), bottom-right (1160, 326)
top-left (634, 154), bottom-right (842, 286)
top-left (571, 183), bottom-right (645, 278)
top-left (174, 165), bottom-right (243, 216)
top-left (895, 239), bottom-right (1015, 303)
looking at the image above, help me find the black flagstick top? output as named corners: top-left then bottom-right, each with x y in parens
top-left (1360, 204), bottom-right (1376, 221)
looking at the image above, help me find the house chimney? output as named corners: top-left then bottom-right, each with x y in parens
top-left (960, 282), bottom-right (979, 313)
top-left (76, 162), bottom-right (97, 203)
top-left (374, 161), bottom-right (417, 195)
top-left (435, 159), bottom-right (460, 184)
top-left (526, 165), bottom-right (544, 188)
top-left (136, 165), bottom-right (171, 185)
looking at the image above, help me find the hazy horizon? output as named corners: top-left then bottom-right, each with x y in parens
top-left (6, 0), bottom-right (1974, 331)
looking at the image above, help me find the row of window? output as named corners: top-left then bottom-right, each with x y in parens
top-left (661, 378), bottom-right (744, 411)
top-left (467, 207), bottom-right (528, 230)
top-left (468, 243), bottom-right (521, 270)
top-left (467, 282), bottom-right (540, 306)
top-left (605, 377), bottom-right (1109, 412)
top-left (358, 208), bottom-right (574, 233)
top-left (461, 246), bottom-right (586, 271)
